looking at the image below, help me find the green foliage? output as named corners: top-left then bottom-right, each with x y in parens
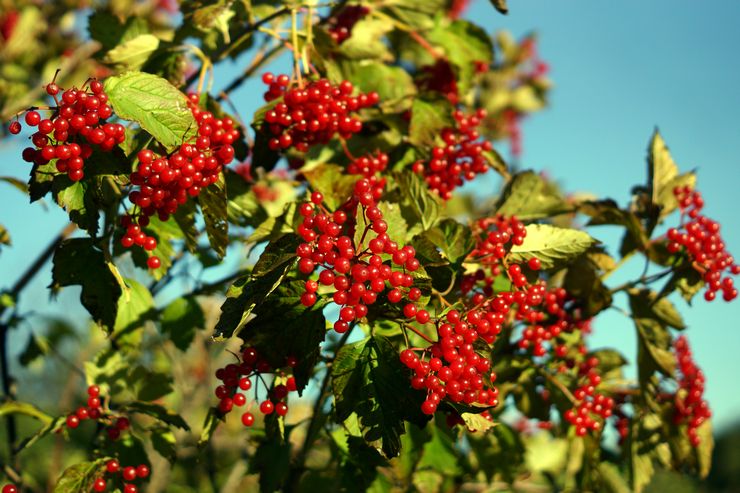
top-left (0, 1), bottom-right (727, 492)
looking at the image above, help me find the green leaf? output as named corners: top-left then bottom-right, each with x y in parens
top-left (103, 34), bottom-right (160, 70)
top-left (508, 224), bottom-right (597, 269)
top-left (0, 224), bottom-right (9, 249)
top-left (198, 408), bottom-right (223, 447)
top-left (634, 317), bottom-right (675, 378)
top-left (104, 71), bottom-right (197, 152)
top-left (332, 335), bottom-right (428, 458)
top-left (122, 401), bottom-right (190, 430)
top-left (408, 97), bottom-right (454, 148)
top-left (563, 252), bottom-right (613, 316)
top-left (113, 278), bottom-right (156, 347)
top-left (160, 296), bottom-right (205, 351)
top-left (250, 436), bottom-right (292, 493)
top-left (0, 400), bottom-right (53, 424)
top-left (52, 239), bottom-right (122, 331)
top-left (129, 366), bottom-right (174, 402)
top-left (53, 458), bottom-right (109, 493)
top-left (488, 0), bottom-right (509, 14)
top-left (629, 289), bottom-right (685, 330)
top-left (54, 180), bottom-right (100, 235)
top-left (427, 19), bottom-right (493, 92)
top-left (337, 18), bottom-right (393, 60)
top-left (198, 172), bottom-right (229, 259)
top-left (303, 164), bottom-right (358, 211)
top-left (647, 130), bottom-right (679, 211)
top-left (88, 12), bottom-right (148, 51)
top-left (599, 462), bottom-right (632, 493)
top-left (417, 424), bottom-right (461, 475)
top-left (396, 170), bottom-right (441, 232)
top-left (150, 426), bottom-right (177, 462)
top-left (213, 261), bottom-right (293, 340)
top-left (330, 60), bottom-right (417, 109)
top-left (252, 234), bottom-right (300, 278)
top-left (496, 170), bottom-right (569, 220)
top-left (460, 412), bottom-right (496, 433)
top-left (237, 280), bottom-right (327, 393)
top-left (695, 419), bottom-right (713, 478)
top-left (422, 219), bottom-right (474, 265)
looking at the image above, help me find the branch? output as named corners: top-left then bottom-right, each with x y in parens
top-left (184, 7), bottom-right (292, 89)
top-left (287, 327), bottom-right (354, 489)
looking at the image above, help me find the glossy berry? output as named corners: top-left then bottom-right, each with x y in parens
top-left (123, 466), bottom-right (137, 481)
top-left (241, 412), bottom-right (255, 427)
top-left (93, 478), bottom-right (107, 492)
top-left (2, 485), bottom-right (17, 493)
top-left (106, 459), bottom-right (120, 473)
top-left (8, 121), bottom-right (20, 134)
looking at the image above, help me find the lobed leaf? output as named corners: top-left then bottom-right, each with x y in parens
top-left (508, 224), bottom-right (597, 269)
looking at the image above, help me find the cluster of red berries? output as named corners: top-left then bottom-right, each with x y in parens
top-left (92, 459), bottom-right (150, 493)
top-left (673, 335), bottom-right (711, 447)
top-left (64, 385), bottom-right (131, 441)
top-left (260, 74), bottom-right (379, 152)
top-left (400, 308), bottom-right (499, 416)
top-left (412, 109), bottom-right (493, 200)
top-left (561, 356), bottom-right (614, 437)
top-left (120, 93), bottom-right (237, 270)
top-left (296, 179), bottom-right (428, 332)
top-left (11, 78), bottom-right (124, 181)
top-left (667, 186), bottom-right (738, 302)
top-left (326, 5), bottom-right (370, 44)
top-left (416, 59), bottom-right (459, 104)
top-left (346, 150), bottom-right (388, 198)
top-left (213, 346), bottom-right (298, 427)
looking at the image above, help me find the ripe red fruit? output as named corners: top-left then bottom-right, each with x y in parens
top-left (259, 400), bottom-right (274, 415)
top-left (2, 485), bottom-right (18, 493)
top-left (241, 412), bottom-right (255, 427)
top-left (123, 466), bottom-right (137, 481)
top-left (147, 256), bottom-right (161, 269)
top-left (66, 414), bottom-right (80, 429)
top-left (93, 478), bottom-right (107, 492)
top-left (8, 121), bottom-right (21, 134)
top-left (87, 385), bottom-right (100, 397)
top-left (24, 111), bottom-right (40, 126)
top-left (528, 257), bottom-right (541, 270)
top-left (106, 459), bottom-right (120, 473)
top-left (136, 464), bottom-right (150, 478)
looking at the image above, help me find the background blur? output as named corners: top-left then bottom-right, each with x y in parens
top-left (1, 0), bottom-right (739, 486)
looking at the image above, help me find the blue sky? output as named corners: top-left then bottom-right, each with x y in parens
top-left (1, 0), bottom-right (739, 431)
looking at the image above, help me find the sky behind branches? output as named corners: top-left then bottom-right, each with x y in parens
top-left (0, 0), bottom-right (739, 430)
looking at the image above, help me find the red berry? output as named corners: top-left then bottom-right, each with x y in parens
top-left (147, 256), bottom-right (161, 269)
top-left (107, 459), bottom-right (120, 473)
top-left (259, 400), bottom-right (274, 415)
top-left (136, 464), bottom-right (150, 478)
top-left (241, 412), bottom-right (255, 427)
top-left (66, 414), bottom-right (80, 429)
top-left (123, 466), bottom-right (137, 481)
top-left (8, 121), bottom-right (21, 134)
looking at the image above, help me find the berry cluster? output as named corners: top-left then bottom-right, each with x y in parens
top-left (400, 308), bottom-right (499, 416)
top-left (667, 186), bottom-right (738, 302)
top-left (296, 179), bottom-right (428, 332)
top-left (346, 150), bottom-right (388, 199)
top-left (92, 459), bottom-right (150, 493)
top-left (562, 356), bottom-right (614, 437)
top-left (64, 385), bottom-right (131, 441)
top-left (412, 109), bottom-right (493, 200)
top-left (12, 78), bottom-right (124, 181)
top-left (327, 5), bottom-right (370, 44)
top-left (121, 93), bottom-right (238, 270)
top-left (213, 346), bottom-right (298, 427)
top-left (260, 74), bottom-right (379, 152)
top-left (673, 335), bottom-right (711, 447)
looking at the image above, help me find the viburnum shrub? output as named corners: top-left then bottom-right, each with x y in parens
top-left (0, 1), bottom-right (735, 492)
